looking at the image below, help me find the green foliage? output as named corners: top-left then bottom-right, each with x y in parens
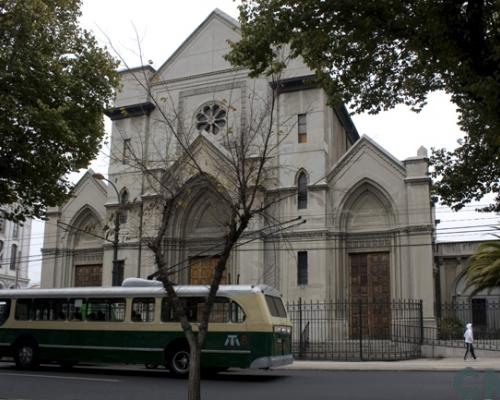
top-left (437, 317), bottom-right (464, 340)
top-left (465, 233), bottom-right (500, 295)
top-left (227, 0), bottom-right (500, 211)
top-left (0, 0), bottom-right (119, 221)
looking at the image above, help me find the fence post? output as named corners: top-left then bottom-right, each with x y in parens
top-left (298, 297), bottom-right (303, 359)
top-left (419, 300), bottom-right (424, 345)
top-left (359, 299), bottom-right (363, 361)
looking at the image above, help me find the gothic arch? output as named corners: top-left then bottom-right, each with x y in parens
top-left (169, 174), bottom-right (231, 239)
top-left (337, 178), bottom-right (396, 233)
top-left (119, 188), bottom-right (129, 205)
top-left (294, 168), bottom-right (310, 186)
top-left (164, 173), bottom-right (235, 284)
top-left (67, 205), bottom-right (105, 250)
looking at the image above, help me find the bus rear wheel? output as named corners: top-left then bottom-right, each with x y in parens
top-left (14, 340), bottom-right (39, 369)
top-left (168, 348), bottom-right (190, 377)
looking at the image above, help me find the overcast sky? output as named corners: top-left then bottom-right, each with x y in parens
top-left (28, 0), bottom-right (499, 284)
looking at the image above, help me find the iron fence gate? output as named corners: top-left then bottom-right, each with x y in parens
top-left (286, 299), bottom-right (423, 361)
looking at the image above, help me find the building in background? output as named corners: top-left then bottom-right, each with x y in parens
top-left (40, 9), bottom-right (436, 326)
top-left (435, 239), bottom-right (500, 304)
top-left (0, 206), bottom-right (31, 288)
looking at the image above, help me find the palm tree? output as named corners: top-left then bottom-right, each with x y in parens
top-left (464, 230), bottom-right (500, 295)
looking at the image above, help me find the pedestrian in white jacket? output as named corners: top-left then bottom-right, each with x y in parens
top-left (464, 323), bottom-right (477, 360)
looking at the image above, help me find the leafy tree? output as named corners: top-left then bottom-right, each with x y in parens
top-left (226, 0), bottom-right (500, 212)
top-left (0, 0), bottom-right (119, 221)
top-left (464, 232), bottom-right (500, 295)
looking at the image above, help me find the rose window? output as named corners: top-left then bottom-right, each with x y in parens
top-left (196, 103), bottom-right (227, 135)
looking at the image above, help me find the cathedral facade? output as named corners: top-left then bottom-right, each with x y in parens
top-left (41, 9), bottom-right (435, 323)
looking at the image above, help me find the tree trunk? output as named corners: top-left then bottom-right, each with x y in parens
top-left (187, 342), bottom-right (202, 400)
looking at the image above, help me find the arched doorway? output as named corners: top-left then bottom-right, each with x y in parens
top-left (339, 181), bottom-right (395, 338)
top-left (168, 176), bottom-right (232, 285)
top-left (69, 206), bottom-right (104, 287)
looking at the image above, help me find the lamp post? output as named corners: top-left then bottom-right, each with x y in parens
top-left (93, 173), bottom-right (122, 286)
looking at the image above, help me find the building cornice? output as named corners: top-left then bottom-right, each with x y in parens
top-left (404, 176), bottom-right (432, 184)
top-left (105, 102), bottom-right (156, 121)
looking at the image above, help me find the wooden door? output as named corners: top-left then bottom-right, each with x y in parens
top-left (349, 253), bottom-right (390, 338)
top-left (74, 264), bottom-right (102, 287)
top-left (189, 257), bottom-right (226, 285)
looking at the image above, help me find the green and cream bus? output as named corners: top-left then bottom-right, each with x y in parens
top-left (0, 279), bottom-right (292, 375)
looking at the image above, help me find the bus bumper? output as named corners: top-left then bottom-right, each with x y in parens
top-left (249, 354), bottom-right (293, 369)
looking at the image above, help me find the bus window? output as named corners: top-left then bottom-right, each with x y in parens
top-left (0, 299), bottom-right (10, 325)
top-left (161, 298), bottom-right (199, 322)
top-left (265, 295), bottom-right (287, 318)
top-left (15, 299), bottom-right (32, 320)
top-left (210, 298), bottom-right (246, 323)
top-left (33, 299), bottom-right (51, 321)
top-left (68, 298), bottom-right (84, 321)
top-left (50, 299), bottom-right (69, 320)
top-left (229, 301), bottom-right (246, 323)
top-left (32, 298), bottom-right (67, 321)
top-left (208, 298), bottom-right (230, 323)
top-left (132, 298), bottom-right (155, 322)
top-left (161, 298), bottom-right (177, 322)
top-left (161, 297), bottom-right (245, 323)
top-left (85, 298), bottom-right (125, 322)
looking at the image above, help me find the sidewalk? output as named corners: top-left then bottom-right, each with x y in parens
top-left (281, 357), bottom-right (500, 372)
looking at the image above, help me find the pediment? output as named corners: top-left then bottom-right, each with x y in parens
top-left (61, 169), bottom-right (107, 214)
top-left (328, 135), bottom-right (406, 182)
top-left (154, 9), bottom-right (240, 82)
top-left (166, 133), bottom-right (233, 188)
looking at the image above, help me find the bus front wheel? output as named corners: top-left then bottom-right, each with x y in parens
top-left (13, 340), bottom-right (39, 369)
top-left (168, 348), bottom-right (190, 377)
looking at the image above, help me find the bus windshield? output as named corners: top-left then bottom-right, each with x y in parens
top-left (265, 295), bottom-right (287, 318)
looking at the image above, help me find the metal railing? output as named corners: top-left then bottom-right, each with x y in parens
top-left (422, 300), bottom-right (500, 351)
top-left (286, 299), bottom-right (423, 361)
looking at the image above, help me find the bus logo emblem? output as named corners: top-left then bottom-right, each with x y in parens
top-left (224, 335), bottom-right (240, 347)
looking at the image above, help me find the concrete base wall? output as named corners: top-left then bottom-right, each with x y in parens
top-left (421, 344), bottom-right (500, 359)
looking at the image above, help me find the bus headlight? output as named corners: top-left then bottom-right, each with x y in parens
top-left (273, 325), bottom-right (292, 335)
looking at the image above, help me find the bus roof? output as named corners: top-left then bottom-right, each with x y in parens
top-left (0, 284), bottom-right (282, 299)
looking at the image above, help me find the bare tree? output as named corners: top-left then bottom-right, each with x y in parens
top-left (105, 50), bottom-right (300, 398)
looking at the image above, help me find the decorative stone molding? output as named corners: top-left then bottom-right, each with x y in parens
top-left (73, 249), bottom-right (103, 265)
top-left (346, 236), bottom-right (391, 250)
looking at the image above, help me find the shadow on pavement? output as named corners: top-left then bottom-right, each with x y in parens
top-left (0, 361), bottom-right (288, 383)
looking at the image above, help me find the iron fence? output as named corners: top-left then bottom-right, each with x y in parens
top-left (423, 300), bottom-right (500, 351)
top-left (286, 299), bottom-right (423, 361)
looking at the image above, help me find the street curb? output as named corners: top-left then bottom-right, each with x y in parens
top-left (277, 359), bottom-right (500, 373)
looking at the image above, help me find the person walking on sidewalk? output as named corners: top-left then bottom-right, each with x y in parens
top-left (464, 323), bottom-right (477, 360)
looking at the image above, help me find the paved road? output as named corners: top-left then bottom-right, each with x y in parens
top-left (0, 362), bottom-right (493, 400)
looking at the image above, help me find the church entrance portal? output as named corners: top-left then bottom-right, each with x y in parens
top-left (74, 264), bottom-right (102, 287)
top-left (349, 252), bottom-right (390, 338)
top-left (189, 256), bottom-right (226, 285)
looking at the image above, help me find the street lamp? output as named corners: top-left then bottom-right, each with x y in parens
top-left (93, 173), bottom-right (123, 286)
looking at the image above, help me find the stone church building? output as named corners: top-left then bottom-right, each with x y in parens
top-left (41, 9), bottom-right (435, 323)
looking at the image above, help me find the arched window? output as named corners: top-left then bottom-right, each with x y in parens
top-left (120, 189), bottom-right (129, 205)
top-left (297, 172), bottom-right (308, 209)
top-left (119, 189), bottom-right (129, 224)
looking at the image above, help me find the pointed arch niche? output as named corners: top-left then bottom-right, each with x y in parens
top-left (166, 175), bottom-right (233, 285)
top-left (335, 180), bottom-right (398, 305)
top-left (68, 205), bottom-right (104, 287)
